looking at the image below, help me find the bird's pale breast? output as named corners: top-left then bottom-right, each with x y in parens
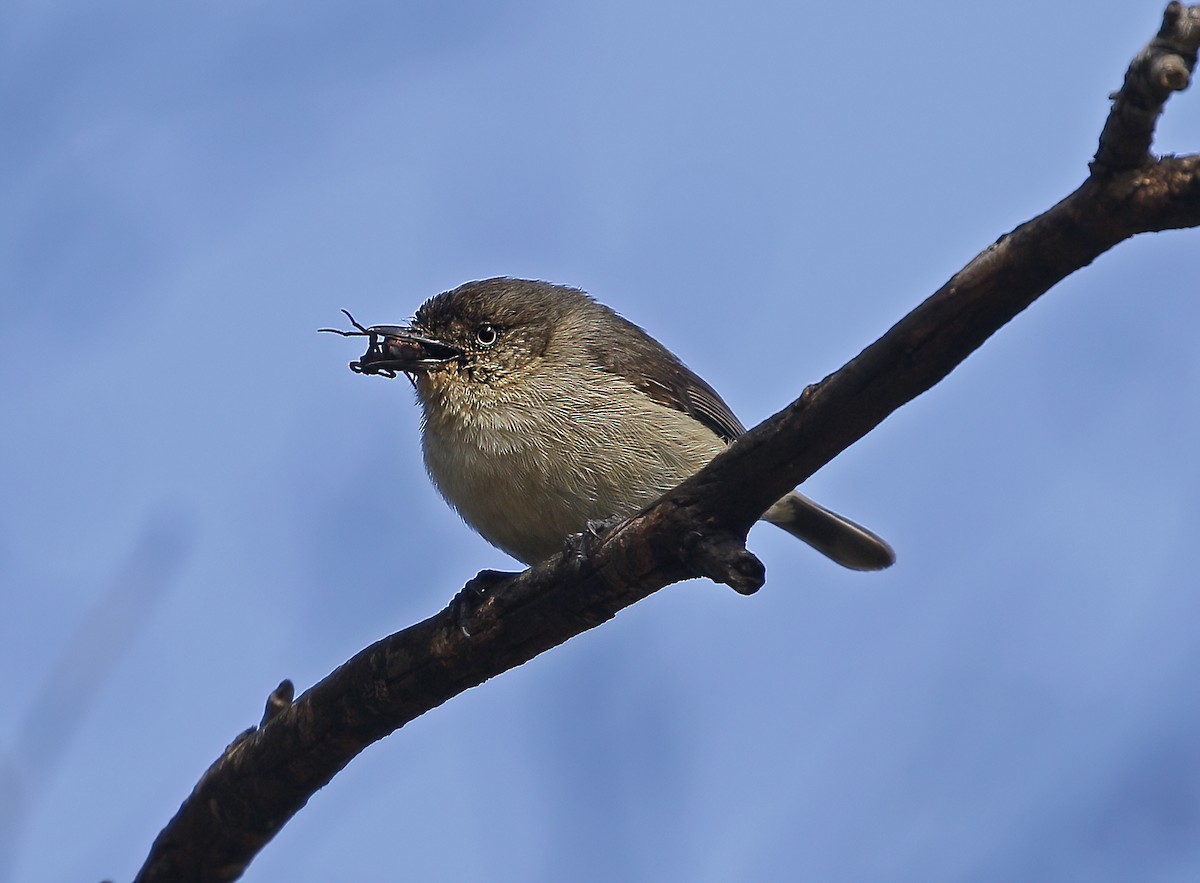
top-left (418, 364), bottom-right (725, 564)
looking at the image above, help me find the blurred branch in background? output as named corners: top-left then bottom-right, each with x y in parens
top-left (134, 5), bottom-right (1200, 882)
top-left (0, 512), bottom-right (192, 883)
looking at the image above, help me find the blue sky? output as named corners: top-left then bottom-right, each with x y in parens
top-left (4, 2), bottom-right (1200, 881)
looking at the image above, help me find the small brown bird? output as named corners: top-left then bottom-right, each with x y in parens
top-left (328, 278), bottom-right (894, 570)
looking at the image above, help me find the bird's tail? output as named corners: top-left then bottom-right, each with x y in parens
top-left (763, 491), bottom-right (895, 571)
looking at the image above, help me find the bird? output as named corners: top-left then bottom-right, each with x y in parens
top-left (325, 278), bottom-right (894, 571)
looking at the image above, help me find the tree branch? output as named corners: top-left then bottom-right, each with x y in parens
top-left (134, 6), bottom-right (1200, 882)
top-left (1094, 1), bottom-right (1200, 174)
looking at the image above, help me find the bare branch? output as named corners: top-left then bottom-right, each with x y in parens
top-left (1093, 1), bottom-right (1200, 174)
top-left (134, 7), bottom-right (1200, 882)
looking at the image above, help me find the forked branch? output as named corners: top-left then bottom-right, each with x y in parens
top-left (135, 6), bottom-right (1200, 882)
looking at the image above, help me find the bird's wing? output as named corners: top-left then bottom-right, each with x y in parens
top-left (585, 308), bottom-right (746, 443)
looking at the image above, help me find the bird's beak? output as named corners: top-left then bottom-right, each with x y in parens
top-left (353, 327), bottom-right (463, 376)
top-left (320, 313), bottom-right (463, 378)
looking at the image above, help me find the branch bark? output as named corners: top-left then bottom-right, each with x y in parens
top-left (134, 6), bottom-right (1200, 881)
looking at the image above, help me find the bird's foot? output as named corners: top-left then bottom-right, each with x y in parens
top-left (565, 515), bottom-right (626, 561)
top-left (451, 569), bottom-right (517, 638)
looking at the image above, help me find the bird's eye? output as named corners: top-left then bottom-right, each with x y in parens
top-left (475, 324), bottom-right (498, 347)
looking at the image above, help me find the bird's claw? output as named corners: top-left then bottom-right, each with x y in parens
top-left (565, 515), bottom-right (626, 561)
top-left (450, 569), bottom-right (517, 637)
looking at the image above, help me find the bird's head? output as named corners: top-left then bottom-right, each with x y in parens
top-left (324, 278), bottom-right (593, 391)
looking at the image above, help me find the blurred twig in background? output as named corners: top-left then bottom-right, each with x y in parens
top-left (0, 512), bottom-right (192, 883)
